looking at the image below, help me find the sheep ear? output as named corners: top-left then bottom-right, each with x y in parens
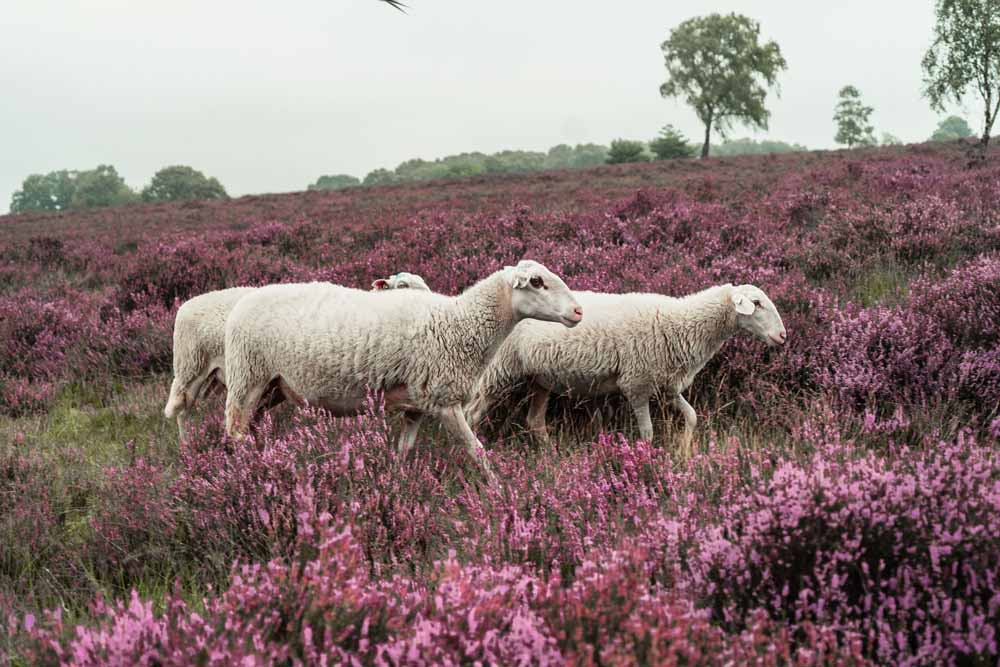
top-left (371, 279), bottom-right (390, 290)
top-left (504, 266), bottom-right (530, 289)
top-left (733, 293), bottom-right (755, 315)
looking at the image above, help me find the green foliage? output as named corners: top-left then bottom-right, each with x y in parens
top-left (9, 171), bottom-right (77, 214)
top-left (141, 166), bottom-right (227, 203)
top-left (923, 0), bottom-right (1000, 147)
top-left (833, 85), bottom-right (876, 148)
top-left (606, 139), bottom-right (649, 165)
top-left (308, 174), bottom-right (361, 191)
top-left (930, 115), bottom-right (974, 141)
top-left (649, 125), bottom-right (695, 160)
top-left (562, 143), bottom-right (609, 169)
top-left (362, 168), bottom-right (399, 187)
top-left (881, 132), bottom-right (903, 146)
top-left (71, 165), bottom-right (136, 209)
top-left (660, 13), bottom-right (787, 158)
top-left (347, 143), bottom-right (610, 188)
top-left (709, 137), bottom-right (807, 156)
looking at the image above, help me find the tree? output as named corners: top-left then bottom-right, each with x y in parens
top-left (649, 125), bottom-right (696, 160)
top-left (833, 85), bottom-right (876, 148)
top-left (545, 144), bottom-right (574, 169)
top-left (569, 144), bottom-right (609, 169)
top-left (923, 0), bottom-right (1000, 149)
top-left (141, 165), bottom-right (227, 203)
top-left (881, 132), bottom-right (903, 146)
top-left (308, 174), bottom-right (361, 191)
top-left (660, 13), bottom-right (787, 158)
top-left (710, 137), bottom-right (807, 155)
top-left (930, 115), bottom-right (974, 141)
top-left (362, 168), bottom-right (398, 186)
top-left (606, 139), bottom-right (649, 165)
top-left (10, 170), bottom-right (78, 214)
top-left (71, 165), bottom-right (136, 208)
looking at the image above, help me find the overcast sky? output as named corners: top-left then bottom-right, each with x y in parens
top-left (0, 0), bottom-right (975, 212)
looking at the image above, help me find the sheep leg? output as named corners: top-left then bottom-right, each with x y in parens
top-left (398, 410), bottom-right (422, 455)
top-left (437, 406), bottom-right (498, 485)
top-left (175, 409), bottom-right (189, 445)
top-left (225, 383), bottom-right (268, 438)
top-left (464, 381), bottom-right (496, 429)
top-left (627, 392), bottom-right (655, 443)
top-left (672, 394), bottom-right (697, 454)
top-left (525, 383), bottom-right (553, 446)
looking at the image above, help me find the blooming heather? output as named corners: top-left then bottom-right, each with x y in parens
top-left (2, 143), bottom-right (999, 665)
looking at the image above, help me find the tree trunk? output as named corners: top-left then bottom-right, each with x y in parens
top-left (701, 121), bottom-right (711, 159)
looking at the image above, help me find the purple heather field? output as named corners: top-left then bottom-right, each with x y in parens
top-left (1, 143), bottom-right (999, 666)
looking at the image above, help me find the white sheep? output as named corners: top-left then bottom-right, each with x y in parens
top-left (371, 271), bottom-right (430, 291)
top-left (465, 283), bottom-right (786, 450)
top-left (163, 273), bottom-right (431, 441)
top-left (222, 260), bottom-right (583, 482)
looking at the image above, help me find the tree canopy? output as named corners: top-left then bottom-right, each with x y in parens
top-left (833, 85), bottom-right (876, 148)
top-left (141, 166), bottom-right (227, 203)
top-left (308, 174), bottom-right (361, 191)
top-left (71, 165), bottom-right (136, 208)
top-left (709, 137), bottom-right (807, 156)
top-left (660, 13), bottom-right (786, 158)
top-left (923, 0), bottom-right (1000, 148)
top-left (930, 115), bottom-right (974, 141)
top-left (606, 139), bottom-right (649, 165)
top-left (10, 170), bottom-right (78, 214)
top-left (649, 125), bottom-right (695, 160)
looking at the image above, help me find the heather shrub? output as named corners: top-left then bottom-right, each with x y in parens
top-left (455, 435), bottom-right (672, 574)
top-left (909, 254), bottom-right (1000, 349)
top-left (690, 433), bottom-right (1000, 666)
top-left (0, 447), bottom-right (63, 605)
top-left (177, 404), bottom-right (457, 577)
top-left (85, 457), bottom-right (179, 585)
top-left (814, 302), bottom-right (955, 411)
top-left (3, 143), bottom-right (1000, 665)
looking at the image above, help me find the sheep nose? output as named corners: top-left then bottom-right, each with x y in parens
top-left (778, 330), bottom-right (787, 343)
top-left (572, 306), bottom-right (584, 320)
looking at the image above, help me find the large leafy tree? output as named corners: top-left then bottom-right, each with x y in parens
top-left (71, 165), bottom-right (136, 208)
top-left (660, 13), bottom-right (786, 158)
top-left (308, 174), bottom-right (361, 191)
top-left (141, 165), bottom-right (227, 202)
top-left (931, 115), bottom-right (974, 141)
top-left (362, 168), bottom-right (398, 187)
top-left (9, 170), bottom-right (77, 213)
top-left (833, 85), bottom-right (876, 148)
top-left (923, 0), bottom-right (1000, 148)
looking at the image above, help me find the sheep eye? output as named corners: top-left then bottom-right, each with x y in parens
top-left (398, 282), bottom-right (409, 289)
top-left (752, 299), bottom-right (762, 308)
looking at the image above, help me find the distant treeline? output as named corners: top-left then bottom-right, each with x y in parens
top-left (308, 137), bottom-right (809, 191)
top-left (9, 165), bottom-right (226, 214)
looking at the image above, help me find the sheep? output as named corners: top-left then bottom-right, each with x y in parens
top-left (164, 286), bottom-right (258, 440)
top-left (465, 283), bottom-right (786, 450)
top-left (163, 272), bottom-right (431, 441)
top-left (222, 260), bottom-right (583, 482)
top-left (371, 271), bottom-right (430, 291)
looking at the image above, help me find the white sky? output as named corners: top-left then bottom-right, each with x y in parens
top-left (0, 0), bottom-right (976, 213)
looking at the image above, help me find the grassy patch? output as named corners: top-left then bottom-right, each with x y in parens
top-left (849, 259), bottom-right (911, 307)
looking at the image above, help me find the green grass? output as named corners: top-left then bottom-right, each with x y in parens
top-left (848, 258), bottom-right (911, 307)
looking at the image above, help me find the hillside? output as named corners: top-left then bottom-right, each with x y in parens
top-left (2, 141), bottom-right (1000, 665)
